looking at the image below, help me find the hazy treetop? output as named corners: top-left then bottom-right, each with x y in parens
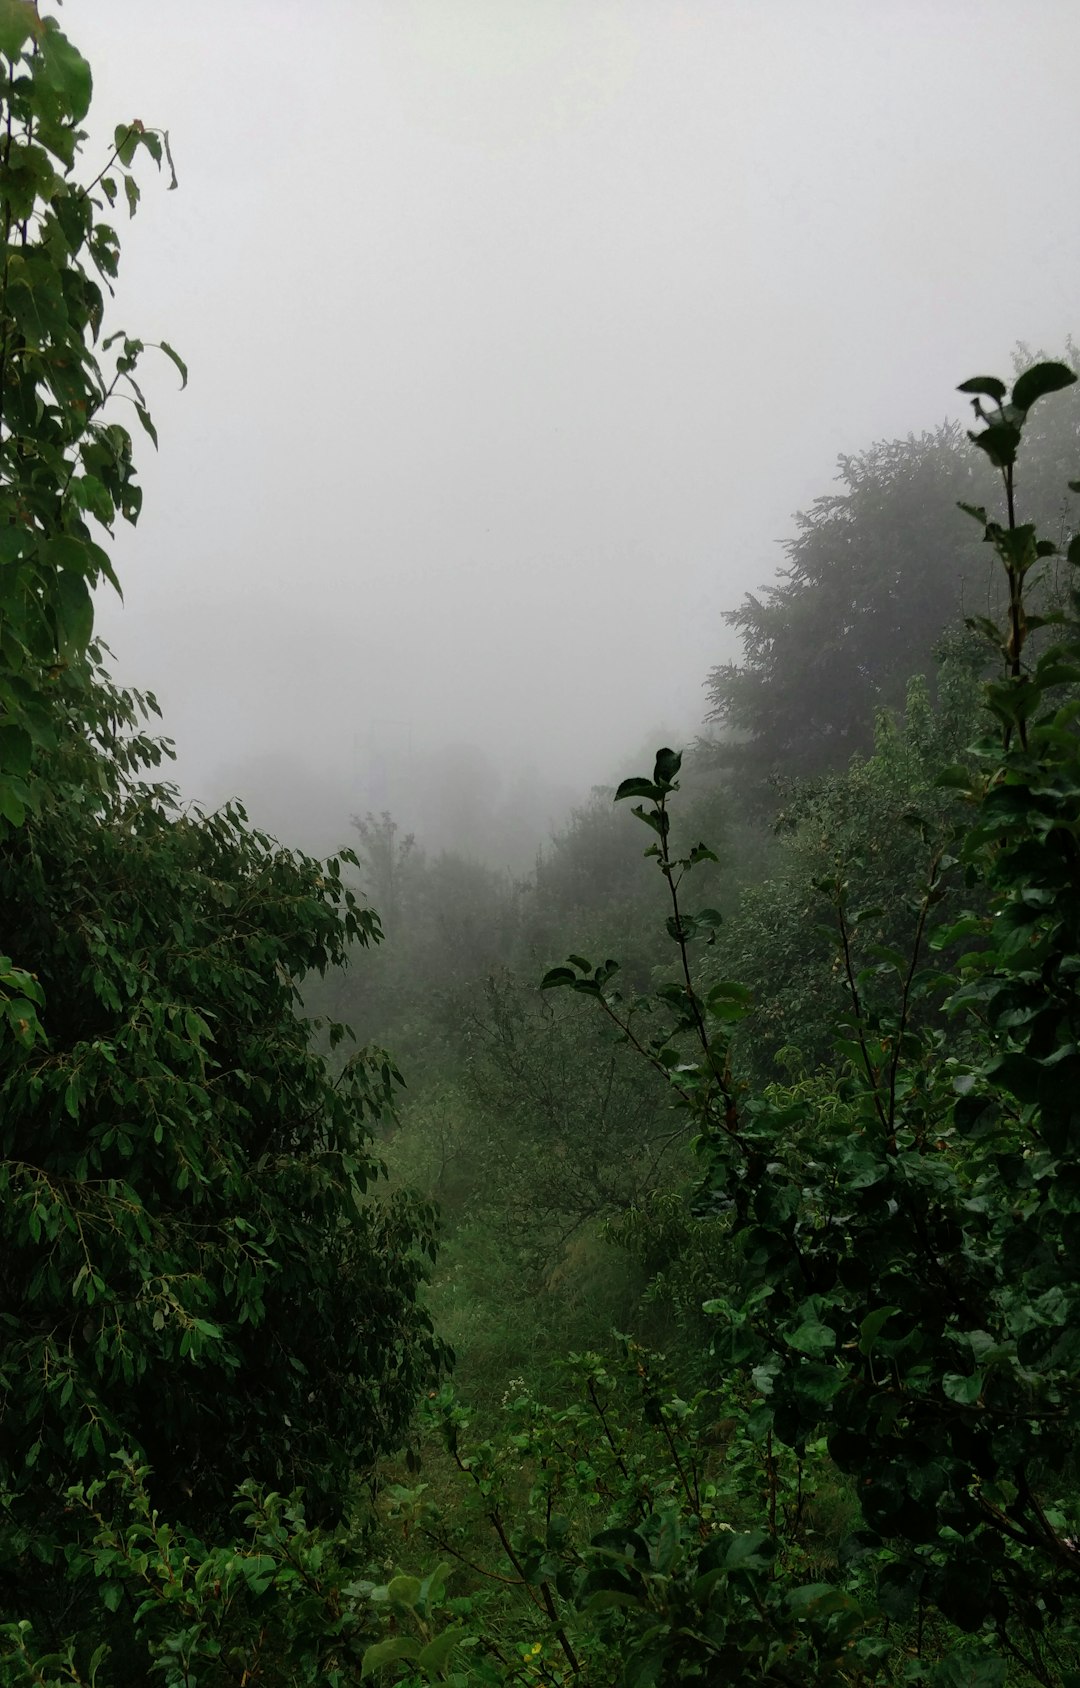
top-left (75, 0), bottom-right (1080, 850)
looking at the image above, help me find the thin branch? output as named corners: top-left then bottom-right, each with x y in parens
top-left (834, 885), bottom-right (890, 1133)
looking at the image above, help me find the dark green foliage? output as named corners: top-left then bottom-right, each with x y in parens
top-left (4, 1463), bottom-right (381, 1688)
top-left (393, 1347), bottom-right (875, 1686)
top-left (0, 9), bottom-right (179, 830)
top-left (458, 973), bottom-right (674, 1270)
top-left (0, 12), bottom-right (441, 1670)
top-left (714, 651), bottom-right (985, 1081)
top-left (544, 365), bottom-right (1080, 1682)
top-left (0, 659), bottom-right (440, 1550)
top-left (525, 786), bottom-right (664, 969)
top-left (706, 358), bottom-right (1080, 796)
top-left (706, 425), bottom-right (994, 789)
top-left (381, 973), bottom-right (677, 1412)
top-left (9, 14), bottom-right (1080, 1686)
top-left (3, 1456), bottom-right (476, 1688)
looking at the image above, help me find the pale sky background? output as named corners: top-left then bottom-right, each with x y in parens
top-left (69, 0), bottom-right (1080, 858)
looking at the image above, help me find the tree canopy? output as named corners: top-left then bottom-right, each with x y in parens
top-left (0, 6), bottom-right (440, 1652)
top-left (706, 363), bottom-right (1080, 794)
top-left (6, 8), bottom-right (1080, 1686)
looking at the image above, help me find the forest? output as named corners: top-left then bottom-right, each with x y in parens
top-left (3, 12), bottom-right (1080, 1688)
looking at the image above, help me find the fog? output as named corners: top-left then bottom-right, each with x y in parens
top-left (71, 0), bottom-right (1080, 861)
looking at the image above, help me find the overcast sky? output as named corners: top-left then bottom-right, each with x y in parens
top-left (70, 0), bottom-right (1080, 852)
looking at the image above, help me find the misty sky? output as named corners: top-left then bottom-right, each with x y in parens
top-left (71, 0), bottom-right (1080, 853)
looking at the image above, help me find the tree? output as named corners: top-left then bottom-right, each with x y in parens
top-left (458, 971), bottom-right (675, 1268)
top-left (0, 6), bottom-right (181, 836)
top-left (351, 809), bottom-right (416, 934)
top-left (706, 360), bottom-right (1080, 798)
top-left (713, 643), bottom-right (985, 1082)
top-left (525, 785), bottom-right (692, 975)
top-left (0, 5), bottom-right (440, 1655)
top-left (1, 668), bottom-right (441, 1521)
top-left (706, 424), bottom-right (992, 789)
top-left (543, 365), bottom-right (1080, 1680)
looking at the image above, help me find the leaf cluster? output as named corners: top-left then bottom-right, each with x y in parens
top-left (538, 369), bottom-right (1080, 1683)
top-left (0, 11), bottom-right (444, 1663)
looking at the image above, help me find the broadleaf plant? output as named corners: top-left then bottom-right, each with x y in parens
top-left (543, 366), bottom-right (1080, 1680)
top-left (0, 10), bottom-right (444, 1675)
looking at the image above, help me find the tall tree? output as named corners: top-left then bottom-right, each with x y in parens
top-left (707, 359), bottom-right (1080, 795)
top-left (543, 365), bottom-right (1080, 1682)
top-left (0, 5), bottom-right (440, 1652)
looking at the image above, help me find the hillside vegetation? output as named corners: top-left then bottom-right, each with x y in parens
top-left (3, 14), bottom-right (1080, 1688)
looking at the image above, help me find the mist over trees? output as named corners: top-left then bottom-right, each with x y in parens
top-left (706, 356), bottom-right (1080, 795)
top-left (6, 9), bottom-right (1080, 1688)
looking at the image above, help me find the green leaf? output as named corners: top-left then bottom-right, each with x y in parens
top-left (540, 967), bottom-right (576, 990)
top-left (54, 571), bottom-right (93, 652)
top-left (614, 777), bottom-right (662, 803)
top-left (623, 1639), bottom-right (668, 1688)
top-left (386, 1572), bottom-right (423, 1608)
top-left (858, 1305), bottom-right (900, 1353)
top-left (1011, 360), bottom-right (1076, 412)
top-left (631, 804), bottom-right (665, 836)
top-left (942, 1370), bottom-right (983, 1404)
top-left (936, 764), bottom-right (976, 791)
top-left (44, 534), bottom-right (97, 575)
top-left (158, 340), bottom-right (188, 389)
top-left (135, 405), bottom-right (158, 448)
top-left (417, 1626), bottom-right (466, 1675)
top-left (930, 1652), bottom-right (1006, 1688)
top-left (0, 724), bottom-right (33, 779)
top-left (241, 1553), bottom-right (277, 1595)
top-left (591, 1525), bottom-right (651, 1565)
top-left (957, 376), bottom-right (1006, 401)
top-left (114, 124), bottom-right (140, 167)
top-left (39, 20), bottom-right (92, 121)
top-left (722, 1529), bottom-right (775, 1572)
top-left (361, 1637), bottom-right (420, 1677)
top-left (957, 501), bottom-right (989, 525)
top-left (706, 979), bottom-right (752, 1021)
top-left (786, 1319), bottom-right (835, 1356)
top-left (72, 474), bottom-right (115, 526)
top-left (652, 746), bottom-right (682, 785)
top-left (417, 1560), bottom-right (450, 1609)
top-left (968, 422), bottom-right (1021, 469)
top-left (0, 777), bottom-right (27, 826)
top-left (786, 1581), bottom-right (850, 1613)
top-left (0, 0), bottom-right (37, 59)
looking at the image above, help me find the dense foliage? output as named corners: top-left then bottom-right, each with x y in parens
top-left (1, 664), bottom-right (442, 1531)
top-left (5, 11), bottom-right (1080, 1688)
top-left (706, 362), bottom-right (1080, 795)
top-left (540, 361), bottom-right (1080, 1683)
top-left (0, 8), bottom-right (439, 1669)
